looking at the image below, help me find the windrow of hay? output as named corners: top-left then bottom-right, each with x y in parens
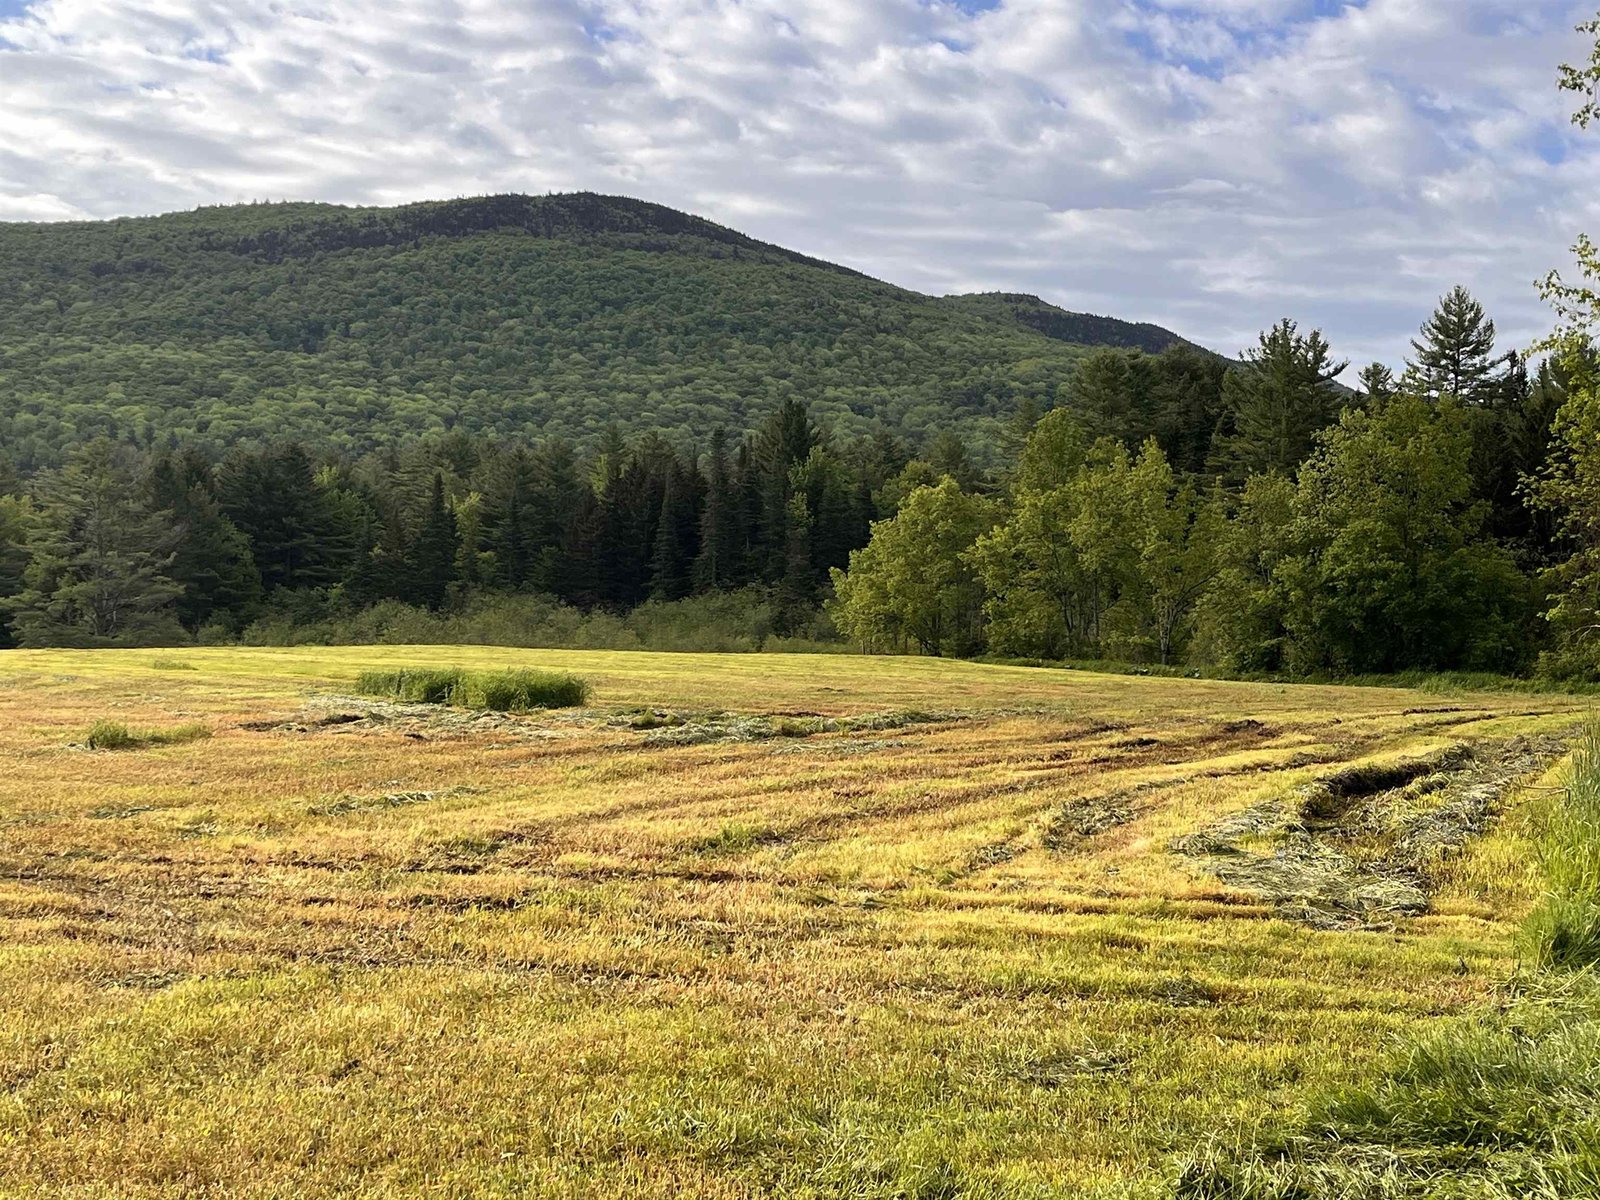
top-left (1172, 725), bottom-right (1600, 1198)
top-left (353, 667), bottom-right (589, 711)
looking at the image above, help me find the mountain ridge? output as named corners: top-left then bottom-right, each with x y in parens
top-left (0, 192), bottom-right (1213, 469)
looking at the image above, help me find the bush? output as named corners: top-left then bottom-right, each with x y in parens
top-left (353, 667), bottom-right (589, 711)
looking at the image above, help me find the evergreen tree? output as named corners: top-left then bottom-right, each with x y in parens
top-left (217, 444), bottom-right (354, 593)
top-left (0, 495), bottom-right (34, 648)
top-left (411, 473), bottom-right (460, 609)
top-left (773, 493), bottom-right (815, 635)
top-left (648, 465), bottom-right (694, 602)
top-left (754, 399), bottom-right (820, 581)
top-left (479, 448), bottom-right (541, 589)
top-left (693, 428), bottom-right (742, 592)
top-left (1407, 286), bottom-right (1502, 405)
top-left (1150, 344), bottom-right (1228, 476)
top-left (1217, 319), bottom-right (1347, 479)
top-left (10, 442), bottom-right (184, 646)
top-left (143, 448), bottom-right (262, 632)
top-left (927, 430), bottom-right (978, 490)
top-left (1070, 348), bottom-right (1156, 446)
top-left (1357, 363), bottom-right (1397, 406)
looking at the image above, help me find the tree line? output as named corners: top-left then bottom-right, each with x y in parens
top-left (832, 286), bottom-right (1590, 678)
top-left (3, 284), bottom-right (1596, 679)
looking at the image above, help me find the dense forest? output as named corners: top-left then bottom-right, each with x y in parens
top-left (3, 195), bottom-right (1598, 678)
top-left (0, 193), bottom-right (1203, 472)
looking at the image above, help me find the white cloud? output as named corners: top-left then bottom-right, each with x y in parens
top-left (0, 0), bottom-right (1596, 372)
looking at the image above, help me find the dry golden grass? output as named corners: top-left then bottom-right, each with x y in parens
top-left (0, 647), bottom-right (1584, 1198)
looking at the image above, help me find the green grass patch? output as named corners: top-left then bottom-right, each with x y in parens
top-left (149, 657), bottom-right (197, 671)
top-left (83, 719), bottom-right (211, 751)
top-left (354, 666), bottom-right (589, 711)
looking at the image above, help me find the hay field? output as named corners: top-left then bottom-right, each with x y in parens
top-left (0, 648), bottom-right (1582, 1198)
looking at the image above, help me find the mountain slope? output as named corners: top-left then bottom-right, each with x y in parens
top-left (938, 292), bottom-right (1206, 356)
top-left (0, 193), bottom-right (1205, 469)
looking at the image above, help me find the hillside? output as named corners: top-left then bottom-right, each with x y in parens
top-left (937, 291), bottom-right (1203, 355)
top-left (0, 193), bottom-right (1204, 469)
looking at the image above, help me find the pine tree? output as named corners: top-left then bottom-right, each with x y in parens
top-left (1407, 286), bottom-right (1502, 405)
top-left (216, 444), bottom-right (354, 592)
top-left (754, 399), bottom-right (820, 581)
top-left (1217, 319), bottom-right (1347, 479)
top-left (1070, 348), bottom-right (1156, 445)
top-left (479, 448), bottom-right (540, 589)
top-left (927, 431), bottom-right (977, 490)
top-left (143, 448), bottom-right (262, 632)
top-left (1150, 344), bottom-right (1228, 476)
top-left (411, 473), bottom-right (459, 609)
top-left (10, 442), bottom-right (184, 646)
top-left (693, 428), bottom-right (741, 592)
top-left (1357, 363), bottom-right (1396, 406)
top-left (648, 466), bottom-right (693, 602)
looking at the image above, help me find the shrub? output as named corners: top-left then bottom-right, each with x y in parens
top-left (150, 658), bottom-right (197, 671)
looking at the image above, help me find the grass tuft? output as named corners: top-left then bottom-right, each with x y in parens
top-left (354, 666), bottom-right (589, 711)
top-left (149, 657), bottom-right (197, 671)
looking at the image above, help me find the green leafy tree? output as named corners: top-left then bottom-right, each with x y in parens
top-left (828, 479), bottom-right (996, 656)
top-left (1013, 409), bottom-right (1089, 495)
top-left (1516, 16), bottom-right (1600, 675)
top-left (972, 483), bottom-right (1094, 659)
top-left (1278, 394), bottom-right (1531, 673)
top-left (1122, 443), bottom-right (1225, 664)
top-left (1193, 474), bottom-right (1298, 671)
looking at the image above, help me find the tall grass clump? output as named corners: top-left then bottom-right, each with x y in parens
top-left (354, 668), bottom-right (465, 705)
top-left (83, 719), bottom-right (211, 750)
top-left (454, 669), bottom-right (589, 711)
top-left (353, 666), bottom-right (588, 711)
top-left (1525, 725), bottom-right (1600, 970)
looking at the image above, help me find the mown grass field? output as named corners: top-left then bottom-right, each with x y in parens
top-left (0, 648), bottom-right (1584, 1198)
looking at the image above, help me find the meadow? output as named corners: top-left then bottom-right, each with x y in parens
top-left (0, 647), bottom-right (1584, 1198)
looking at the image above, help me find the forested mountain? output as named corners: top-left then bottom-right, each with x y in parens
top-left (0, 193), bottom-right (1198, 471)
top-left (937, 293), bottom-right (1204, 355)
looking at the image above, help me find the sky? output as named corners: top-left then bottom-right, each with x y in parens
top-left (1, 0), bottom-right (1598, 373)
